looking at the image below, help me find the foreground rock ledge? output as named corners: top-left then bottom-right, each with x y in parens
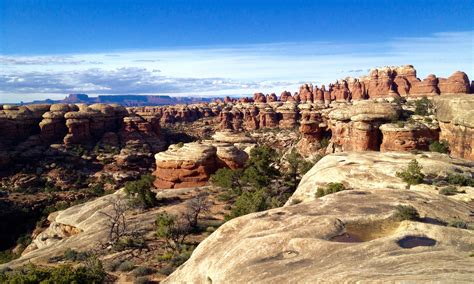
top-left (165, 189), bottom-right (474, 283)
top-left (289, 151), bottom-right (474, 204)
top-left (164, 152), bottom-right (474, 283)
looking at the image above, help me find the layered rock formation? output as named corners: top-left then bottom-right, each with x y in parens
top-left (380, 122), bottom-right (439, 152)
top-left (327, 101), bottom-right (400, 152)
top-left (433, 94), bottom-right (474, 160)
top-left (0, 103), bottom-right (167, 169)
top-left (153, 132), bottom-right (253, 189)
top-left (165, 152), bottom-right (474, 283)
top-left (154, 143), bottom-right (218, 189)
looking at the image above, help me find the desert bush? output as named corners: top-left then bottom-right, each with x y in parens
top-left (446, 173), bottom-right (474, 187)
top-left (134, 276), bottom-right (151, 284)
top-left (226, 189), bottom-right (270, 220)
top-left (0, 251), bottom-right (18, 264)
top-left (125, 174), bottom-right (158, 209)
top-left (320, 137), bottom-right (330, 148)
top-left (88, 183), bottom-right (105, 197)
top-left (283, 148), bottom-right (316, 192)
top-left (448, 219), bottom-right (468, 229)
top-left (0, 257), bottom-right (105, 283)
top-left (104, 258), bottom-right (123, 271)
top-left (117, 260), bottom-right (135, 272)
top-left (439, 186), bottom-right (458, 196)
top-left (132, 266), bottom-right (154, 277)
top-left (429, 140), bottom-right (449, 153)
top-left (99, 198), bottom-right (131, 244)
top-left (210, 168), bottom-right (242, 192)
top-left (157, 266), bottom-right (175, 276)
top-left (63, 248), bottom-right (90, 262)
top-left (156, 212), bottom-right (191, 251)
top-left (393, 205), bottom-right (419, 221)
top-left (112, 235), bottom-right (145, 251)
top-left (414, 97), bottom-right (433, 116)
top-left (184, 193), bottom-right (210, 229)
top-left (396, 159), bottom-right (425, 185)
top-left (240, 145), bottom-right (279, 189)
top-left (315, 182), bottom-right (346, 198)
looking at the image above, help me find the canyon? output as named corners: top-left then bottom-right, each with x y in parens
top-left (0, 65), bottom-right (473, 282)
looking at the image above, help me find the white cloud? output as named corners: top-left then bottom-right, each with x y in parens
top-left (0, 31), bottom-right (472, 103)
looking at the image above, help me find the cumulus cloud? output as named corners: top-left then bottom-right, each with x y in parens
top-left (0, 67), bottom-right (294, 97)
top-left (0, 31), bottom-right (472, 103)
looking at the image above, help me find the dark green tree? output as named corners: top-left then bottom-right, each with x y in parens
top-left (396, 159), bottom-right (425, 185)
top-left (124, 174), bottom-right (158, 209)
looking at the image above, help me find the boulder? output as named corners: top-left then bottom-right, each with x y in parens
top-left (154, 143), bottom-right (218, 189)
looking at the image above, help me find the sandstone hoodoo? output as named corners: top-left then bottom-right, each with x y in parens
top-left (153, 135), bottom-right (252, 189)
top-left (433, 94), bottom-right (474, 160)
top-left (153, 142), bottom-right (218, 189)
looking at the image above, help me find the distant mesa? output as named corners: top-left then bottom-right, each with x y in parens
top-left (24, 94), bottom-right (212, 107)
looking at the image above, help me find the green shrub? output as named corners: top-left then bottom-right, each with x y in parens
top-left (393, 205), bottom-right (419, 221)
top-left (156, 212), bottom-right (191, 251)
top-left (125, 175), bottom-right (158, 209)
top-left (63, 248), bottom-right (90, 262)
top-left (429, 140), bottom-right (449, 153)
top-left (226, 189), bottom-right (270, 220)
top-left (117, 260), bottom-right (135, 272)
top-left (88, 183), bottom-right (105, 197)
top-left (112, 236), bottom-right (145, 252)
top-left (0, 258), bottom-right (105, 283)
top-left (315, 182), bottom-right (346, 198)
top-left (240, 145), bottom-right (279, 189)
top-left (414, 97), bottom-right (433, 116)
top-left (105, 258), bottom-right (123, 271)
top-left (446, 173), bottom-right (474, 187)
top-left (132, 266), bottom-right (154, 277)
top-left (396, 159), bottom-right (425, 185)
top-left (134, 276), bottom-right (151, 284)
top-left (438, 186), bottom-right (458, 196)
top-left (169, 245), bottom-right (194, 267)
top-left (157, 266), bottom-right (175, 276)
top-left (283, 148), bottom-right (317, 191)
top-left (210, 168), bottom-right (242, 190)
top-left (320, 137), bottom-right (330, 148)
top-left (448, 219), bottom-right (468, 229)
top-left (0, 250), bottom-right (18, 264)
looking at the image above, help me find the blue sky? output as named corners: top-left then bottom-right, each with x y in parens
top-left (0, 0), bottom-right (473, 102)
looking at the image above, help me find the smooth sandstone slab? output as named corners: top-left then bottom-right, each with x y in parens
top-left (164, 188), bottom-right (474, 283)
top-left (289, 151), bottom-right (474, 204)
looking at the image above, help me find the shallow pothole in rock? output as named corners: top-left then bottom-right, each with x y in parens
top-left (397, 236), bottom-right (437, 248)
top-left (330, 220), bottom-right (400, 243)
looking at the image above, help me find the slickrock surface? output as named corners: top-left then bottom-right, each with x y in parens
top-left (289, 151), bottom-right (473, 204)
top-left (165, 152), bottom-right (474, 283)
top-left (154, 143), bottom-right (218, 189)
top-left (433, 94), bottom-right (474, 160)
top-left (1, 190), bottom-right (130, 267)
